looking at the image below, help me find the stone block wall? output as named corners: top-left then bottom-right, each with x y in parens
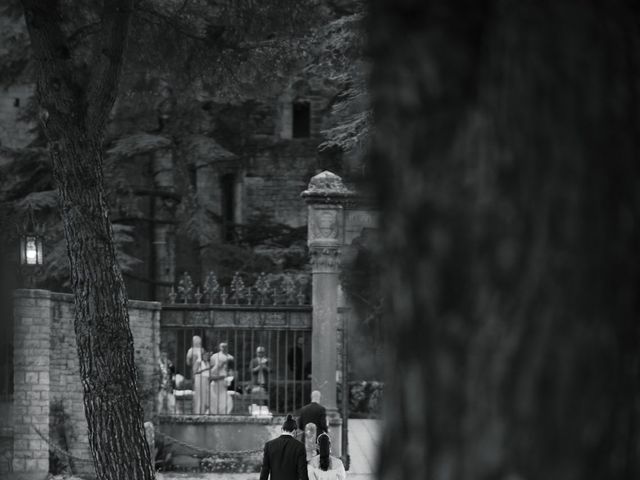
top-left (11, 289), bottom-right (161, 479)
top-left (0, 83), bottom-right (36, 149)
top-left (11, 290), bottom-right (52, 479)
top-left (49, 294), bottom-right (92, 475)
top-left (129, 300), bottom-right (162, 418)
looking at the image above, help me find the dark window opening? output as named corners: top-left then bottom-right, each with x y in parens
top-left (13, 98), bottom-right (20, 107)
top-left (292, 101), bottom-right (311, 138)
top-left (221, 173), bottom-right (235, 242)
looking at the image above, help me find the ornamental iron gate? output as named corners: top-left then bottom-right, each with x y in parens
top-left (159, 271), bottom-right (313, 417)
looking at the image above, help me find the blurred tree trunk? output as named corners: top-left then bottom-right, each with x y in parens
top-left (20, 1), bottom-right (155, 479)
top-left (369, 1), bottom-right (640, 479)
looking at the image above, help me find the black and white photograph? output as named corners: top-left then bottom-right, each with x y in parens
top-left (0, 1), bottom-right (638, 479)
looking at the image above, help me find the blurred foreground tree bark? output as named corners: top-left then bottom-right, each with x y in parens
top-left (369, 1), bottom-right (640, 479)
top-left (19, 1), bottom-right (154, 478)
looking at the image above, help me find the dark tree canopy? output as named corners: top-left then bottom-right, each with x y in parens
top-left (0, 0), bottom-right (368, 290)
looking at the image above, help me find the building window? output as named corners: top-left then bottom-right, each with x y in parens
top-left (292, 101), bottom-right (311, 138)
top-left (13, 98), bottom-right (20, 107)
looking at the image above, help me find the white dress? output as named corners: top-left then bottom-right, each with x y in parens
top-left (307, 455), bottom-right (346, 480)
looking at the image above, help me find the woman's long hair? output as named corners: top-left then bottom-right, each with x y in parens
top-left (317, 433), bottom-right (331, 471)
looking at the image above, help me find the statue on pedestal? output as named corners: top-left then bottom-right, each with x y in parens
top-left (250, 346), bottom-right (270, 392)
top-left (186, 335), bottom-right (208, 414)
top-left (209, 342), bottom-right (234, 414)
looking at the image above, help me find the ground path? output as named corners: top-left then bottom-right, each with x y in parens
top-left (157, 419), bottom-right (381, 480)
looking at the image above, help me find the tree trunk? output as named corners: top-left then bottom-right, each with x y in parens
top-left (20, 1), bottom-right (155, 479)
top-left (369, 1), bottom-right (640, 480)
top-left (50, 139), bottom-right (155, 480)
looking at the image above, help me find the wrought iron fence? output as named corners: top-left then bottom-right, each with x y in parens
top-left (159, 271), bottom-right (313, 416)
top-left (159, 326), bottom-right (311, 416)
top-left (167, 271), bottom-right (311, 306)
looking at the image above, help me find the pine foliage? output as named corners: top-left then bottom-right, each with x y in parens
top-left (0, 0), bottom-right (369, 290)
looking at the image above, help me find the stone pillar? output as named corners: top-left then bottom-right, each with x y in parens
top-left (12, 289), bottom-right (52, 480)
top-left (152, 147), bottom-right (177, 301)
top-left (301, 171), bottom-right (353, 414)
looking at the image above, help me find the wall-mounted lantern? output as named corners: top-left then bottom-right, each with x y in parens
top-left (18, 208), bottom-right (44, 287)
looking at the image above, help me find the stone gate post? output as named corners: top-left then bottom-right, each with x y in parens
top-left (302, 171), bottom-right (353, 436)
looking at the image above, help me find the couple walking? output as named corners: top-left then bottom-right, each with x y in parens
top-left (260, 391), bottom-right (346, 480)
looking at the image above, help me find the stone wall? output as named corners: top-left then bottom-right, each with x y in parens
top-left (49, 295), bottom-right (87, 475)
top-left (243, 140), bottom-right (321, 229)
top-left (0, 83), bottom-right (35, 149)
top-left (12, 290), bottom-right (52, 480)
top-left (11, 289), bottom-right (161, 479)
top-left (159, 414), bottom-right (342, 471)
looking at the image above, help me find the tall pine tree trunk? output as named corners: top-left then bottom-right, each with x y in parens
top-left (369, 1), bottom-right (640, 479)
top-left (20, 1), bottom-right (155, 478)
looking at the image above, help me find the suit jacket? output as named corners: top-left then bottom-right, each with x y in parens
top-left (297, 402), bottom-right (328, 436)
top-left (260, 434), bottom-right (309, 480)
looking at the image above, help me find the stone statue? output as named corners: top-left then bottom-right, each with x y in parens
top-left (186, 336), bottom-right (207, 414)
top-left (209, 342), bottom-right (234, 414)
top-left (249, 346), bottom-right (270, 391)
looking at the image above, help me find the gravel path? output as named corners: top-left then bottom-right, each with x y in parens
top-left (158, 474), bottom-right (374, 480)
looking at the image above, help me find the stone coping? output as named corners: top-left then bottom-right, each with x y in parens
top-left (157, 414), bottom-right (342, 426)
top-left (161, 304), bottom-right (312, 312)
top-left (157, 414), bottom-right (285, 425)
top-left (13, 288), bottom-right (162, 310)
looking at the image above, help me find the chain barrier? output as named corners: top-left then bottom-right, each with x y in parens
top-left (33, 425), bottom-right (263, 464)
top-left (33, 425), bottom-right (93, 463)
top-left (155, 431), bottom-right (263, 457)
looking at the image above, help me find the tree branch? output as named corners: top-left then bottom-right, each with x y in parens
top-left (85, 0), bottom-right (135, 134)
top-left (135, 3), bottom-right (209, 42)
top-left (19, 0), bottom-right (84, 139)
top-left (67, 21), bottom-right (103, 48)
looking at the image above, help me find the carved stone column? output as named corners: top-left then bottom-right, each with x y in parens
top-left (302, 171), bottom-right (353, 417)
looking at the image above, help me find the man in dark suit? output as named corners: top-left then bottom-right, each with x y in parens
top-left (297, 390), bottom-right (328, 440)
top-left (260, 415), bottom-right (309, 480)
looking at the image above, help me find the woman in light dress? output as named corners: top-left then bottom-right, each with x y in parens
top-left (209, 342), bottom-right (234, 414)
top-left (307, 433), bottom-right (346, 480)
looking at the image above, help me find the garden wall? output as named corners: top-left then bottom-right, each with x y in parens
top-left (11, 289), bottom-right (160, 479)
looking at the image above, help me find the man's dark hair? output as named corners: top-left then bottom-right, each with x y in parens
top-left (283, 414), bottom-right (297, 432)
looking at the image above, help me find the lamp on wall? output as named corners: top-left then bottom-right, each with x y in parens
top-left (19, 207), bottom-right (44, 288)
